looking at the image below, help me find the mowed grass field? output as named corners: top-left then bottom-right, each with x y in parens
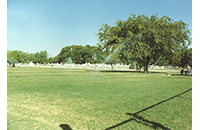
top-left (7, 67), bottom-right (192, 130)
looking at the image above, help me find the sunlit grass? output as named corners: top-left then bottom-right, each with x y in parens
top-left (7, 67), bottom-right (192, 130)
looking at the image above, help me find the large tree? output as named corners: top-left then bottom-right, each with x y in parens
top-left (98, 14), bottom-right (191, 72)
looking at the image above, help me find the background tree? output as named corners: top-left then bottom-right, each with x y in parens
top-left (7, 58), bottom-right (18, 67)
top-left (34, 50), bottom-right (49, 64)
top-left (7, 50), bottom-right (21, 63)
top-left (18, 51), bottom-right (28, 63)
top-left (98, 14), bottom-right (191, 73)
top-left (29, 53), bottom-right (36, 63)
top-left (56, 45), bottom-right (99, 64)
top-left (48, 57), bottom-right (55, 63)
top-left (81, 45), bottom-right (96, 63)
top-left (40, 50), bottom-right (49, 64)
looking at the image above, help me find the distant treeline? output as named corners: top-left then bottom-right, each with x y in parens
top-left (7, 44), bottom-right (192, 68)
top-left (7, 45), bottom-right (119, 65)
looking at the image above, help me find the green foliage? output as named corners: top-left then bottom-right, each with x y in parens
top-left (34, 50), bottom-right (49, 64)
top-left (156, 58), bottom-right (169, 66)
top-left (48, 57), bottom-right (55, 63)
top-left (180, 48), bottom-right (192, 67)
top-left (27, 53), bottom-right (36, 63)
top-left (129, 62), bottom-right (136, 69)
top-left (153, 56), bottom-right (170, 66)
top-left (62, 57), bottom-right (69, 64)
top-left (98, 14), bottom-right (191, 72)
top-left (7, 50), bottom-right (21, 63)
top-left (93, 59), bottom-right (103, 64)
top-left (7, 50), bottom-right (50, 64)
top-left (92, 49), bottom-right (106, 64)
top-left (56, 45), bottom-right (100, 64)
top-left (105, 57), bottom-right (117, 64)
top-left (7, 57), bottom-right (18, 67)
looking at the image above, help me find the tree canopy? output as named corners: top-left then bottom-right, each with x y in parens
top-left (98, 14), bottom-right (192, 72)
top-left (7, 50), bottom-right (49, 65)
top-left (55, 45), bottom-right (104, 64)
top-left (7, 50), bottom-right (21, 63)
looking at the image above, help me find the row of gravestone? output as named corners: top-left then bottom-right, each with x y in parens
top-left (149, 65), bottom-right (180, 69)
top-left (13, 61), bottom-right (131, 69)
top-left (12, 61), bottom-right (179, 70)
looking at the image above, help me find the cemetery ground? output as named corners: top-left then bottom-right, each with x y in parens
top-left (7, 67), bottom-right (192, 130)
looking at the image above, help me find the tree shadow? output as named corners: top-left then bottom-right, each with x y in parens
top-left (89, 69), bottom-right (180, 75)
top-left (127, 114), bottom-right (171, 130)
top-left (94, 70), bottom-right (185, 77)
top-left (101, 70), bottom-right (141, 73)
top-left (87, 69), bottom-right (189, 77)
top-left (105, 88), bottom-right (192, 130)
top-left (87, 69), bottom-right (137, 73)
top-left (149, 72), bottom-right (192, 77)
top-left (105, 114), bottom-right (171, 130)
top-left (90, 69), bottom-right (144, 73)
top-left (106, 114), bottom-right (171, 130)
top-left (59, 124), bottom-right (73, 130)
top-left (171, 74), bottom-right (192, 76)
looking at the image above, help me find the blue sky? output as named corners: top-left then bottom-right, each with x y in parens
top-left (7, 0), bottom-right (192, 57)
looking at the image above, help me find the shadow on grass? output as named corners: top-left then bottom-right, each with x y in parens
top-left (128, 114), bottom-right (171, 130)
top-left (87, 69), bottom-right (137, 73)
top-left (105, 88), bottom-right (192, 130)
top-left (171, 74), bottom-right (192, 76)
top-left (107, 114), bottom-right (171, 130)
top-left (59, 124), bottom-right (73, 130)
top-left (88, 69), bottom-right (181, 75)
top-left (99, 70), bottom-right (139, 73)
top-left (88, 69), bottom-right (146, 74)
top-left (97, 70), bottom-right (192, 77)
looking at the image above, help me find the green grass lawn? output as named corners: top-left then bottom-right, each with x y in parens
top-left (7, 67), bottom-right (192, 130)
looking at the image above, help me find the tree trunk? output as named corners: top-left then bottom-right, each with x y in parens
top-left (144, 63), bottom-right (148, 73)
top-left (143, 56), bottom-right (150, 73)
top-left (143, 57), bottom-right (147, 73)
